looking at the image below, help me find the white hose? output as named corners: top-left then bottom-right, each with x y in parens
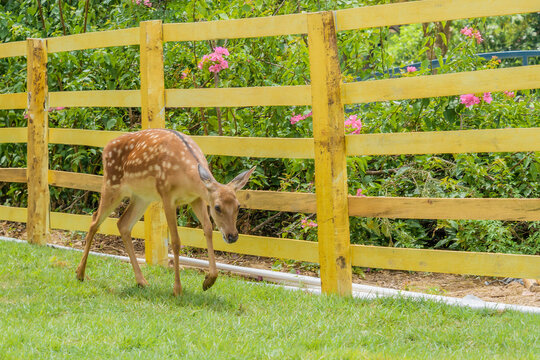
top-left (1, 236), bottom-right (538, 314)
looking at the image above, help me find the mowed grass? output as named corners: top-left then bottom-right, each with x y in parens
top-left (0, 241), bottom-right (538, 360)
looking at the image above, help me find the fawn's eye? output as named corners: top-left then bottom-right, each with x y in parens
top-left (214, 205), bottom-right (221, 213)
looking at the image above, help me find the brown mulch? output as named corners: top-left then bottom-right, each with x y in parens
top-left (1, 221), bottom-right (538, 308)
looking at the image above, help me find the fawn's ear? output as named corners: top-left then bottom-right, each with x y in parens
top-left (198, 164), bottom-right (217, 192)
top-left (228, 167), bottom-right (256, 191)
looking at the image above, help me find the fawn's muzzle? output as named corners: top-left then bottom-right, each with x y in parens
top-left (225, 233), bottom-right (238, 244)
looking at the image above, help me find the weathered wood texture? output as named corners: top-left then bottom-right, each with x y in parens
top-left (1, 201), bottom-right (538, 279)
top-left (308, 12), bottom-right (351, 296)
top-left (0, 93), bottom-right (27, 109)
top-left (48, 170), bottom-right (102, 192)
top-left (47, 27), bottom-right (139, 53)
top-left (190, 136), bottom-right (314, 159)
top-left (48, 128), bottom-right (127, 147)
top-left (48, 128), bottom-right (315, 158)
top-left (163, 13), bottom-right (307, 41)
top-left (346, 128), bottom-right (540, 156)
top-left (236, 190), bottom-right (317, 213)
top-left (351, 245), bottom-right (540, 279)
top-left (349, 197), bottom-right (540, 221)
top-left (343, 66), bottom-right (540, 103)
top-left (140, 20), bottom-right (169, 266)
top-left (49, 90), bottom-right (141, 108)
top-left (0, 168), bottom-right (27, 183)
top-left (0, 205), bottom-right (28, 223)
top-left (0, 127), bottom-right (28, 143)
top-left (165, 86), bottom-right (311, 107)
top-left (336, 0), bottom-right (540, 31)
top-left (0, 40), bottom-right (26, 58)
top-left (26, 39), bottom-right (50, 245)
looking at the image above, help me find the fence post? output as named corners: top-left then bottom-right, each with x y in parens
top-left (140, 20), bottom-right (169, 265)
top-left (307, 12), bottom-right (352, 296)
top-left (26, 38), bottom-right (50, 245)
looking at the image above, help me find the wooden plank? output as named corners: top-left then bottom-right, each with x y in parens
top-left (336, 0), bottom-right (540, 31)
top-left (237, 190), bottom-right (317, 213)
top-left (140, 20), bottom-right (168, 266)
top-left (49, 129), bottom-right (313, 158)
top-left (175, 227), bottom-right (318, 263)
top-left (346, 128), bottom-right (540, 156)
top-left (342, 66), bottom-right (540, 103)
top-left (46, 27), bottom-right (139, 53)
top-left (163, 13), bottom-right (307, 41)
top-left (0, 168), bottom-right (27, 183)
top-left (308, 12), bottom-right (351, 296)
top-left (191, 136), bottom-right (314, 159)
top-left (0, 205), bottom-right (27, 223)
top-left (49, 90), bottom-right (141, 108)
top-left (26, 38), bottom-right (50, 245)
top-left (48, 170), bottom-right (102, 192)
top-left (351, 245), bottom-right (540, 279)
top-left (0, 127), bottom-right (28, 143)
top-left (49, 211), bottom-right (140, 238)
top-left (0, 93), bottom-right (27, 110)
top-left (42, 171), bottom-right (315, 213)
top-left (348, 196), bottom-right (540, 221)
top-left (48, 128), bottom-right (127, 147)
top-left (165, 86), bottom-right (311, 107)
top-left (0, 41), bottom-right (26, 58)
top-left (48, 210), bottom-right (318, 262)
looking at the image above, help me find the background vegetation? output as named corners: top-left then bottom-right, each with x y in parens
top-left (0, 0), bottom-right (539, 254)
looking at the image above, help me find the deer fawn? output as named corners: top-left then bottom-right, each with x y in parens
top-left (75, 128), bottom-right (255, 295)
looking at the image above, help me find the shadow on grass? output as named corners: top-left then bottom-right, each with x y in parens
top-left (85, 273), bottom-right (239, 314)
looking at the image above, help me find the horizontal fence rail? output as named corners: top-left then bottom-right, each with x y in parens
top-left (335, 0), bottom-right (540, 32)
top-left (3, 168), bottom-right (538, 222)
top-left (0, 0), bottom-right (539, 295)
top-left (351, 245), bottom-right (540, 279)
top-left (1, 1), bottom-right (537, 53)
top-left (0, 93), bottom-right (26, 110)
top-left (346, 128), bottom-right (540, 156)
top-left (4, 66), bottom-right (539, 110)
top-left (1, 203), bottom-right (538, 279)
top-left (349, 197), bottom-right (540, 221)
top-left (163, 14), bottom-right (308, 41)
top-left (342, 66), bottom-right (540, 103)
top-left (47, 28), bottom-right (140, 53)
top-left (165, 86), bottom-right (311, 107)
top-left (0, 127), bottom-right (27, 143)
top-left (49, 90), bottom-right (141, 108)
top-left (0, 168), bottom-right (26, 183)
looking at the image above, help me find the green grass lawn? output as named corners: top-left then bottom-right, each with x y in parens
top-left (1, 240), bottom-right (538, 359)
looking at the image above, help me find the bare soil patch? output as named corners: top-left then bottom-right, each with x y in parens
top-left (2, 221), bottom-right (538, 308)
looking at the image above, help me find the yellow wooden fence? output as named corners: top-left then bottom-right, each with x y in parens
top-left (1, 0), bottom-right (539, 295)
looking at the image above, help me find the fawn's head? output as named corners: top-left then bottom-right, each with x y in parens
top-left (198, 165), bottom-right (255, 244)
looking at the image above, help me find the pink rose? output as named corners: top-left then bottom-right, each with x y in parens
top-left (460, 94), bottom-right (480, 108)
top-left (356, 188), bottom-right (366, 197)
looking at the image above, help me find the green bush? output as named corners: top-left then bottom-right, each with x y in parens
top-left (0, 0), bottom-right (538, 254)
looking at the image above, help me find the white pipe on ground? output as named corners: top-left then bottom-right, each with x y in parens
top-left (1, 236), bottom-right (538, 314)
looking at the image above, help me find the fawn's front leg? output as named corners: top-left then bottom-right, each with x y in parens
top-left (191, 198), bottom-right (218, 291)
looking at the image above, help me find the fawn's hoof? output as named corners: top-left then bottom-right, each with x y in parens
top-left (173, 283), bottom-right (183, 297)
top-left (136, 278), bottom-right (149, 288)
top-left (202, 275), bottom-right (217, 291)
top-left (75, 268), bottom-right (85, 282)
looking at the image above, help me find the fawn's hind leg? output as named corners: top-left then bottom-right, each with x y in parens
top-left (117, 195), bottom-right (150, 287)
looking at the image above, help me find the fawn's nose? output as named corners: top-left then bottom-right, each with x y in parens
top-left (226, 233), bottom-right (238, 244)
